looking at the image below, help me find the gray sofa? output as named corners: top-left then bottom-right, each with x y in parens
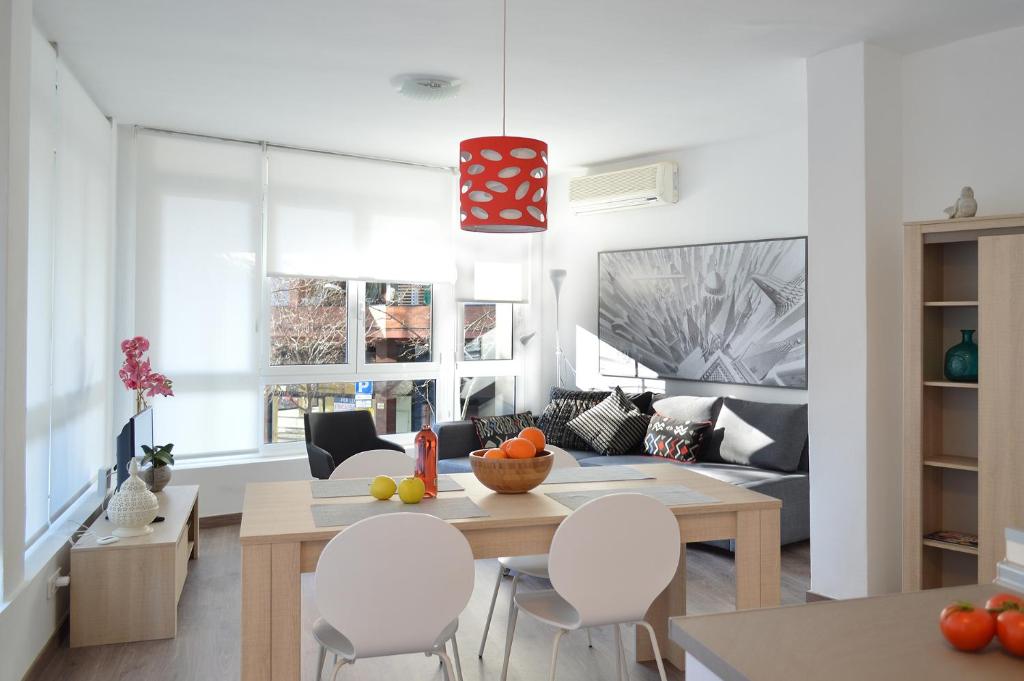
top-left (435, 394), bottom-right (809, 547)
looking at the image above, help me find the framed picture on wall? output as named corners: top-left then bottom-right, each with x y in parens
top-left (598, 236), bottom-right (807, 388)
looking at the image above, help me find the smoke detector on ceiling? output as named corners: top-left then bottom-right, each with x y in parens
top-left (391, 74), bottom-right (462, 101)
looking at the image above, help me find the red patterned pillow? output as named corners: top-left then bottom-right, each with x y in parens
top-left (643, 414), bottom-right (712, 463)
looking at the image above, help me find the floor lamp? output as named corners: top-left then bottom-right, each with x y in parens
top-left (549, 269), bottom-right (575, 388)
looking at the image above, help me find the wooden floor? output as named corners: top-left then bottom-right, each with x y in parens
top-left (33, 524), bottom-right (810, 681)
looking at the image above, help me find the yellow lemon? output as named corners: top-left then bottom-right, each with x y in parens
top-left (397, 477), bottom-right (426, 504)
top-left (369, 475), bottom-right (397, 501)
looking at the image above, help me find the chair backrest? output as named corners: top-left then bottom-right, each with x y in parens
top-left (305, 411), bottom-right (402, 466)
top-left (547, 445), bottom-right (580, 469)
top-left (315, 513), bottom-right (474, 659)
top-left (329, 449), bottom-right (414, 479)
top-left (547, 493), bottom-right (680, 627)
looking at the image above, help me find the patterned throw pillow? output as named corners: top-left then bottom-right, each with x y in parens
top-left (471, 412), bottom-right (536, 449)
top-left (537, 388), bottom-right (610, 450)
top-left (644, 414), bottom-right (712, 463)
top-left (566, 387), bottom-right (651, 455)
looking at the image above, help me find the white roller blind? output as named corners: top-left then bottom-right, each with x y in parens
top-left (134, 132), bottom-right (262, 456)
top-left (26, 25), bottom-right (116, 536)
top-left (25, 28), bottom-right (57, 541)
top-left (48, 58), bottom-right (115, 520)
top-left (266, 147), bottom-right (456, 282)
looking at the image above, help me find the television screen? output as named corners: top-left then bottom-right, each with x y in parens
top-left (116, 408), bottom-right (154, 490)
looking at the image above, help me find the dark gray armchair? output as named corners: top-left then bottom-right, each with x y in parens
top-left (303, 411), bottom-right (404, 479)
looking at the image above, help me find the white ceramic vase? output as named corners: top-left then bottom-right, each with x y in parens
top-left (108, 457), bottom-right (159, 537)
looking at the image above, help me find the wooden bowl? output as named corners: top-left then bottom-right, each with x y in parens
top-left (469, 450), bottom-right (554, 494)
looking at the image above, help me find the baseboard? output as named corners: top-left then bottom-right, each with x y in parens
top-left (805, 590), bottom-right (834, 603)
top-left (199, 512), bottom-right (242, 528)
top-left (21, 615), bottom-right (67, 681)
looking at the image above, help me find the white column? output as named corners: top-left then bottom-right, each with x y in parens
top-left (808, 42), bottom-right (903, 599)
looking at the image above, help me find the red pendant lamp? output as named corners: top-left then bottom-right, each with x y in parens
top-left (460, 0), bottom-right (548, 233)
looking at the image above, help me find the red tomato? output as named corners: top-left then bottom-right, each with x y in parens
top-left (997, 609), bottom-right (1024, 656)
top-left (940, 602), bottom-right (996, 652)
top-left (985, 592), bottom-right (1024, 614)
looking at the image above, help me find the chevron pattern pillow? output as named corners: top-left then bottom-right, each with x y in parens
top-left (566, 387), bottom-right (650, 455)
top-left (643, 414), bottom-right (712, 463)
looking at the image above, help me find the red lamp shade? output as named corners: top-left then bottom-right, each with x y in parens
top-left (459, 136), bottom-right (548, 233)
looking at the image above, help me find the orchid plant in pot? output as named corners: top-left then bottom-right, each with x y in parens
top-left (119, 336), bottom-right (174, 413)
top-left (140, 443), bottom-right (175, 492)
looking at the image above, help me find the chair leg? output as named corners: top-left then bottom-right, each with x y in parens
top-left (436, 649), bottom-right (457, 681)
top-left (614, 625), bottom-right (624, 681)
top-left (616, 625), bottom-right (630, 681)
top-left (479, 562), bottom-right (505, 657)
top-left (329, 658), bottom-right (348, 681)
top-left (499, 579), bottom-right (520, 681)
top-left (586, 627), bottom-right (593, 648)
top-left (549, 629), bottom-right (566, 681)
top-left (636, 621), bottom-right (669, 681)
top-left (451, 634), bottom-right (465, 681)
top-left (316, 644), bottom-right (327, 681)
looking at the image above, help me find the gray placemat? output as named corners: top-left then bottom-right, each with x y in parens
top-left (545, 484), bottom-right (719, 511)
top-left (311, 496), bottom-right (489, 528)
top-left (542, 465), bottom-right (654, 485)
top-left (311, 475), bottom-right (464, 499)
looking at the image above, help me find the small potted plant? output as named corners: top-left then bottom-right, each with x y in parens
top-left (140, 443), bottom-right (175, 492)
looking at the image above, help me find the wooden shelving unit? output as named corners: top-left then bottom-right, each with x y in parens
top-left (903, 214), bottom-right (1024, 591)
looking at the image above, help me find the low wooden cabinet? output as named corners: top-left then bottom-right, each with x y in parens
top-left (70, 485), bottom-right (199, 647)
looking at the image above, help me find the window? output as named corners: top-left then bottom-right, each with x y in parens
top-left (264, 379), bottom-right (435, 443)
top-left (462, 303), bottom-right (513, 361)
top-left (269, 277), bottom-right (348, 366)
top-left (365, 282), bottom-right (432, 363)
top-left (459, 376), bottom-right (516, 419)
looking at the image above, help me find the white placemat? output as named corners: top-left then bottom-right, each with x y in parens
top-left (311, 475), bottom-right (464, 499)
top-left (542, 465), bottom-right (654, 485)
top-left (545, 484), bottom-right (719, 511)
top-left (311, 496), bottom-right (489, 528)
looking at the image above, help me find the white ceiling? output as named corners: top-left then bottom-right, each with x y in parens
top-left (34, 0), bottom-right (1024, 169)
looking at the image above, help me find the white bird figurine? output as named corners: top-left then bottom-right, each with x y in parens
top-left (944, 186), bottom-right (978, 219)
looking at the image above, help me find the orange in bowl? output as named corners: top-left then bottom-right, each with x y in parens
top-left (501, 437), bottom-right (537, 459)
top-left (483, 448), bottom-right (507, 459)
top-left (518, 427), bottom-right (546, 453)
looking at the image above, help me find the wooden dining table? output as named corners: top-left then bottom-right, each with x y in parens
top-left (238, 463), bottom-right (782, 681)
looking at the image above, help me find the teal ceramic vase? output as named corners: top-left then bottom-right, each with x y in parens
top-left (944, 329), bottom-right (978, 382)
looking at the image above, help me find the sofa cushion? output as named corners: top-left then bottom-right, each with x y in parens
top-left (470, 412), bottom-right (537, 449)
top-left (538, 388), bottom-right (656, 452)
top-left (714, 398), bottom-right (807, 472)
top-left (567, 387), bottom-right (650, 455)
top-left (437, 456), bottom-right (474, 475)
top-left (652, 395), bottom-right (722, 423)
top-left (643, 414), bottom-right (712, 463)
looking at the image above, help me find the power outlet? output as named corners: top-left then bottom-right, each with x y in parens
top-left (47, 570), bottom-right (70, 599)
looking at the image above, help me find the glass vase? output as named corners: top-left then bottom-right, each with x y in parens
top-left (944, 329), bottom-right (978, 382)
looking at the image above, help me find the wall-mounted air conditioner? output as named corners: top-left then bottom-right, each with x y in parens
top-left (568, 161), bottom-right (678, 214)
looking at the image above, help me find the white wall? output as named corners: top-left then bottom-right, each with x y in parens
top-left (903, 25), bottom-right (1024, 219)
top-left (538, 124), bottom-right (809, 408)
top-left (173, 455), bottom-right (310, 518)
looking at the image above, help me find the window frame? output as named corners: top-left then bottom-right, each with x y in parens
top-left (259, 278), bottom-right (446, 450)
top-left (454, 301), bottom-right (523, 420)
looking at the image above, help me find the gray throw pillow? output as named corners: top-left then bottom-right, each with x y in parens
top-left (652, 395), bottom-right (722, 423)
top-left (567, 387), bottom-right (651, 455)
top-left (715, 398), bottom-right (807, 472)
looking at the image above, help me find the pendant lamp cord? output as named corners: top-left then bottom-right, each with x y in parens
top-left (501, 0), bottom-right (507, 136)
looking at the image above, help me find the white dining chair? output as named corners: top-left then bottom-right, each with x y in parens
top-left (328, 449), bottom-right (414, 479)
top-left (478, 445), bottom-right (587, 658)
top-left (500, 493), bottom-right (680, 681)
top-left (313, 512), bottom-right (474, 681)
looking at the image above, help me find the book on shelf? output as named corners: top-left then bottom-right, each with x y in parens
top-left (924, 530), bottom-right (978, 548)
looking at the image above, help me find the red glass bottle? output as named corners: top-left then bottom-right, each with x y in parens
top-left (414, 424), bottom-right (438, 499)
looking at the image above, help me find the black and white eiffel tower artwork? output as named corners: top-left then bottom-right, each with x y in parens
top-left (598, 237), bottom-right (807, 388)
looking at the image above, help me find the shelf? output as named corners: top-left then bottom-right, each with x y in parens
top-left (923, 538), bottom-right (979, 556)
top-left (923, 301), bottom-right (978, 307)
top-left (923, 381), bottom-right (978, 389)
top-left (923, 455), bottom-right (979, 472)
